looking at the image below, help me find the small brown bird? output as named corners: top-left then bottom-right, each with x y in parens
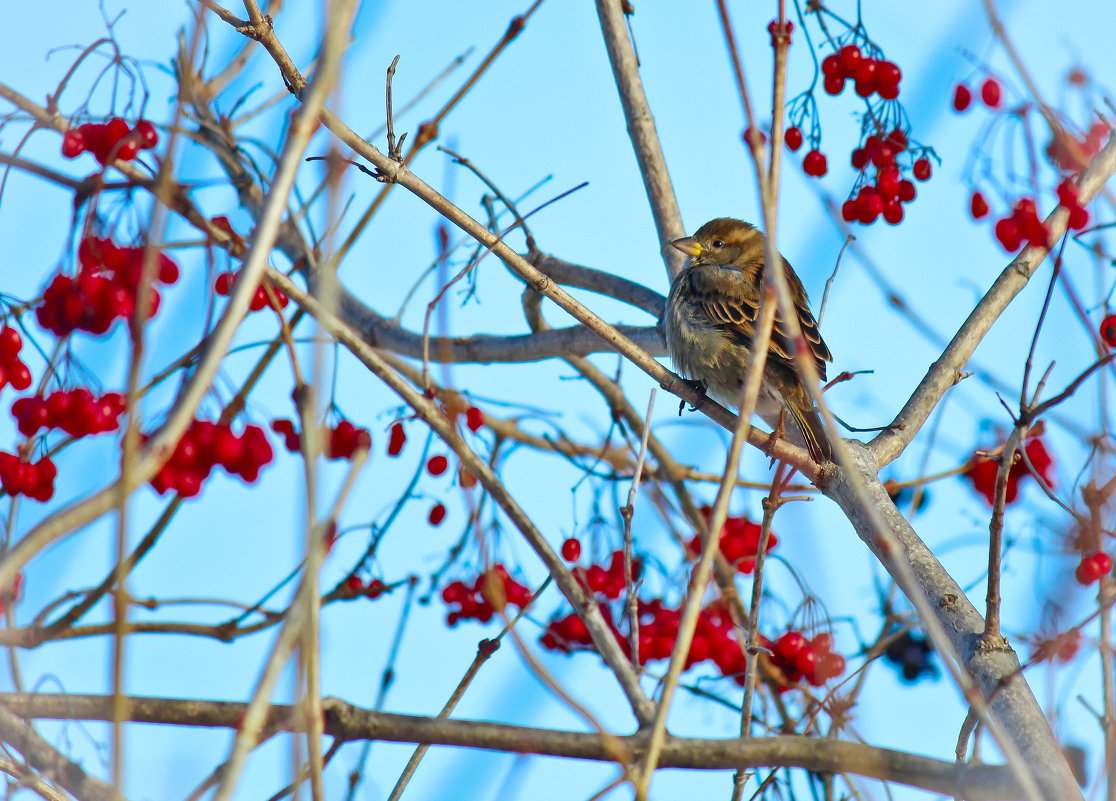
top-left (664, 217), bottom-right (834, 461)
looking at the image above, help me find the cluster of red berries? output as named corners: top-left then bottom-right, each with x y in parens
top-left (1100, 314), bottom-right (1116, 347)
top-left (991, 198), bottom-right (1049, 252)
top-left (574, 549), bottom-right (641, 600)
top-left (214, 271), bottom-right (289, 312)
top-left (821, 45), bottom-right (902, 100)
top-left (883, 629), bottom-right (937, 682)
top-left (965, 437), bottom-right (1054, 505)
top-left (61, 118), bottom-right (158, 165)
top-left (0, 327), bottom-right (32, 396)
top-left (839, 131), bottom-right (926, 226)
top-left (149, 419), bottom-right (273, 497)
top-left (37, 237), bottom-right (179, 337)
top-left (1046, 121), bottom-right (1108, 173)
top-left (343, 575), bottom-right (387, 599)
top-left (1029, 629), bottom-right (1080, 663)
top-left (440, 563), bottom-right (533, 625)
top-left (12, 389), bottom-right (125, 438)
top-left (766, 630), bottom-right (846, 688)
top-left (270, 418), bottom-right (371, 460)
top-left (1075, 552), bottom-right (1111, 586)
top-left (687, 506), bottom-right (778, 574)
top-left (0, 452), bottom-right (57, 501)
top-left (952, 78), bottom-right (1003, 112)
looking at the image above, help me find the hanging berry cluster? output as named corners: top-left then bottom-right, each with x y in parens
top-left (270, 418), bottom-right (371, 460)
top-left (0, 327), bottom-right (32, 395)
top-left (37, 237), bottom-right (179, 336)
top-left (148, 419), bottom-right (273, 497)
top-left (821, 45), bottom-right (902, 100)
top-left (61, 118), bottom-right (159, 165)
top-left (840, 130), bottom-right (925, 226)
top-left (964, 436), bottom-right (1054, 505)
top-left (687, 506), bottom-right (778, 574)
top-left (0, 451), bottom-right (56, 502)
top-left (214, 271), bottom-right (289, 312)
top-left (766, 630), bottom-right (846, 688)
top-left (12, 389), bottom-right (125, 438)
top-left (440, 563), bottom-right (533, 625)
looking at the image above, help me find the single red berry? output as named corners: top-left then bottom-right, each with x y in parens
top-left (1094, 552), bottom-right (1113, 576)
top-left (133, 120), bottom-right (159, 149)
top-left (345, 575), bottom-right (364, 593)
top-left (561, 538), bottom-right (582, 562)
top-left (980, 77), bottom-right (1002, 108)
top-left (994, 217), bottom-right (1021, 251)
top-left (898, 180), bottom-right (916, 203)
top-left (61, 129), bottom-right (86, 158)
top-left (970, 191), bottom-right (990, 219)
top-left (1100, 314), bottom-right (1116, 347)
top-left (783, 126), bottom-right (804, 152)
top-left (952, 84), bottom-right (972, 112)
top-left (802, 149), bottom-right (827, 177)
top-left (841, 199), bottom-right (858, 222)
top-left (882, 199), bottom-right (904, 225)
top-left (821, 54), bottom-right (842, 79)
top-left (387, 421), bottom-right (406, 456)
top-left (823, 75), bottom-right (845, 96)
top-left (774, 631), bottom-right (807, 662)
top-left (0, 326), bottom-right (22, 357)
top-left (837, 44), bottom-right (861, 75)
top-left (426, 455), bottom-right (449, 476)
top-left (912, 157), bottom-right (932, 181)
top-left (465, 406), bottom-right (485, 432)
top-left (428, 502), bottom-right (447, 526)
top-left (1076, 555), bottom-right (1103, 585)
top-left (214, 272), bottom-right (234, 296)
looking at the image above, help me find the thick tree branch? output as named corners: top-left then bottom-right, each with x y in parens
top-left (0, 693), bottom-right (1025, 800)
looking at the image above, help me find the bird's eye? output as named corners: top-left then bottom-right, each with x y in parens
top-left (711, 239), bottom-right (724, 248)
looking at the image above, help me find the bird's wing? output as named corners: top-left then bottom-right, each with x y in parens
top-left (687, 260), bottom-right (832, 380)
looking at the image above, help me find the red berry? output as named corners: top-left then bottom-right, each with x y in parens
top-left (875, 60), bottom-right (901, 89)
top-left (783, 126), bottom-right (803, 152)
top-left (802, 149), bottom-right (827, 177)
top-left (823, 75), bottom-right (845, 96)
top-left (837, 44), bottom-right (861, 74)
top-left (0, 326), bottom-right (21, 358)
top-left (774, 631), bottom-right (807, 662)
top-left (345, 575), bottom-right (364, 593)
top-left (952, 84), bottom-right (972, 112)
top-left (994, 217), bottom-right (1021, 251)
top-left (980, 77), bottom-right (1002, 108)
top-left (465, 406), bottom-right (485, 432)
top-left (561, 538), bottom-right (581, 562)
top-left (8, 361), bottom-right (30, 391)
top-left (898, 180), bottom-right (916, 203)
top-left (428, 502), bottom-right (447, 526)
top-left (882, 199), bottom-right (904, 225)
top-left (426, 455), bottom-right (449, 476)
top-left (821, 55), bottom-right (842, 79)
top-left (133, 120), bottom-right (159, 149)
top-left (841, 199), bottom-right (858, 222)
top-left (1076, 555), bottom-right (1103, 585)
top-left (61, 129), bottom-right (86, 158)
top-left (387, 421), bottom-right (406, 456)
top-left (1095, 552), bottom-right (1113, 576)
top-left (970, 191), bottom-right (990, 219)
top-left (1100, 314), bottom-right (1116, 347)
top-left (214, 272), bottom-right (234, 296)
top-left (912, 157), bottom-right (932, 181)
top-left (850, 148), bottom-right (868, 170)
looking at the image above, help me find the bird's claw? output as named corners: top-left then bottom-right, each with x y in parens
top-left (677, 379), bottom-right (707, 415)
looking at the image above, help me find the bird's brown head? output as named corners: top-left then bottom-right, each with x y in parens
top-left (670, 217), bottom-right (763, 267)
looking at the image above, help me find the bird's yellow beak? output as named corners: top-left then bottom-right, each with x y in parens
top-left (671, 236), bottom-right (702, 257)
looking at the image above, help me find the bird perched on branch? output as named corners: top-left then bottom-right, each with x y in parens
top-left (664, 217), bottom-right (834, 461)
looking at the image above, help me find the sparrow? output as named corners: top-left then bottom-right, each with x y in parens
top-left (664, 217), bottom-right (834, 461)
